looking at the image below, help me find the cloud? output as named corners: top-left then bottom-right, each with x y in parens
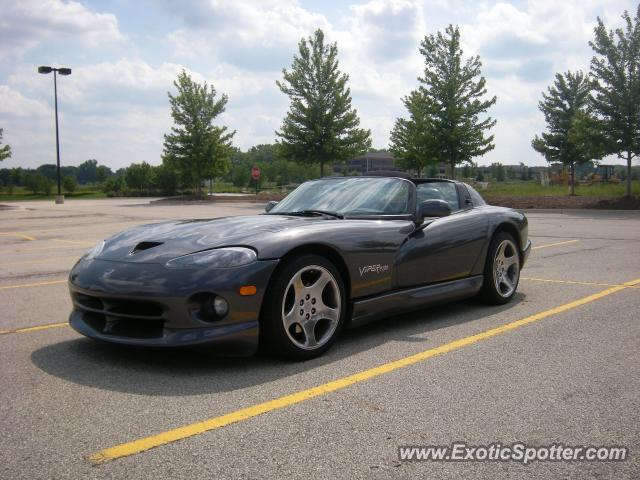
top-left (0, 0), bottom-right (123, 60)
top-left (165, 0), bottom-right (330, 71)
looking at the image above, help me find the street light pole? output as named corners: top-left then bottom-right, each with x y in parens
top-left (53, 69), bottom-right (61, 198)
top-left (38, 65), bottom-right (71, 204)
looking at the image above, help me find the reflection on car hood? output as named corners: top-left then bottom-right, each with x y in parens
top-left (95, 214), bottom-right (333, 263)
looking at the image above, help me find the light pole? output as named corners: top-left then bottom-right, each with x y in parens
top-left (38, 66), bottom-right (71, 204)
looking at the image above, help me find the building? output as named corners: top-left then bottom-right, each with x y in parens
top-left (332, 152), bottom-right (401, 175)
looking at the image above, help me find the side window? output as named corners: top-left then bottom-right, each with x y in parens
top-left (416, 182), bottom-right (460, 211)
top-left (464, 184), bottom-right (487, 206)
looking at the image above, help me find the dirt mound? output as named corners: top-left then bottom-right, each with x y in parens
top-left (484, 195), bottom-right (640, 210)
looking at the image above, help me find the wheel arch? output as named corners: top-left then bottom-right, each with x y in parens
top-left (274, 243), bottom-right (352, 298)
top-left (491, 222), bottom-right (524, 266)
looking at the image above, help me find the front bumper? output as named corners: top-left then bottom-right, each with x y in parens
top-left (68, 257), bottom-right (279, 353)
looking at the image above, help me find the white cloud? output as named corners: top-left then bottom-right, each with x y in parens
top-left (165, 0), bottom-right (330, 70)
top-left (0, 0), bottom-right (123, 60)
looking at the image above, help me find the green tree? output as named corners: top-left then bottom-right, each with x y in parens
top-left (590, 6), bottom-right (640, 196)
top-left (152, 164), bottom-right (179, 196)
top-left (390, 91), bottom-right (436, 176)
top-left (77, 159), bottom-right (98, 184)
top-left (96, 165), bottom-right (112, 183)
top-left (532, 71), bottom-right (604, 195)
top-left (276, 29), bottom-right (371, 176)
top-left (125, 162), bottom-right (153, 195)
top-left (491, 162), bottom-right (506, 182)
top-left (395, 25), bottom-right (496, 179)
top-left (102, 176), bottom-right (125, 196)
top-left (0, 129), bottom-right (12, 161)
top-left (163, 70), bottom-right (234, 195)
top-left (62, 175), bottom-right (77, 195)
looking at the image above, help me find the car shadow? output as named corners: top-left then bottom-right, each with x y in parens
top-left (30, 293), bottom-right (525, 396)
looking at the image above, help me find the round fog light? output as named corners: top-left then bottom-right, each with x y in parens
top-left (213, 296), bottom-right (228, 317)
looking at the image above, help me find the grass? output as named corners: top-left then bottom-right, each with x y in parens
top-left (482, 180), bottom-right (640, 197)
top-left (0, 185), bottom-right (106, 202)
top-left (2, 180), bottom-right (638, 202)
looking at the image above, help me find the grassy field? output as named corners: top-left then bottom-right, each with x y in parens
top-left (0, 185), bottom-right (106, 202)
top-left (482, 180), bottom-right (640, 197)
top-left (2, 180), bottom-right (638, 203)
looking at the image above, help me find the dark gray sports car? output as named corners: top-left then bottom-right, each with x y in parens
top-left (68, 176), bottom-right (530, 359)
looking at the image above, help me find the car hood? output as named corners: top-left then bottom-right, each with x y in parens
top-left (94, 214), bottom-right (339, 264)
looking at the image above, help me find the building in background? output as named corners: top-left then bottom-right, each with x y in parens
top-left (332, 152), bottom-right (400, 175)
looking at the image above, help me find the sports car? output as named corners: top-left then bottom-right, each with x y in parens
top-left (68, 175), bottom-right (531, 360)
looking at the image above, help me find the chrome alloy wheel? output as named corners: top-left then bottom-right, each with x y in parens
top-left (281, 265), bottom-right (341, 350)
top-left (493, 239), bottom-right (520, 298)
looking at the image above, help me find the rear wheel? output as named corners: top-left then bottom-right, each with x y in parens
top-left (479, 232), bottom-right (520, 305)
top-left (262, 254), bottom-right (346, 360)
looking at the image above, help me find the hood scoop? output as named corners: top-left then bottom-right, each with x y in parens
top-left (130, 241), bottom-right (164, 255)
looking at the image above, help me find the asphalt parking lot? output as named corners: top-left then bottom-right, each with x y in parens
top-left (1, 199), bottom-right (639, 479)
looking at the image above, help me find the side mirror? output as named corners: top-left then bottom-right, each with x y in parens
top-left (418, 199), bottom-right (451, 219)
top-left (265, 200), bottom-right (278, 213)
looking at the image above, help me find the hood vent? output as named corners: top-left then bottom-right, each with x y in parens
top-left (130, 241), bottom-right (163, 255)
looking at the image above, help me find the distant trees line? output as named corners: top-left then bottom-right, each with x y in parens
top-left (0, 147), bottom-right (324, 196)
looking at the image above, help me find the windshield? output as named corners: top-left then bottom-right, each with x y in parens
top-left (270, 177), bottom-right (411, 216)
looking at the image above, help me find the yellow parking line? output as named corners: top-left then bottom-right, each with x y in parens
top-left (0, 322), bottom-right (68, 335)
top-left (89, 276), bottom-right (640, 465)
top-left (0, 279), bottom-right (67, 290)
top-left (521, 277), bottom-right (640, 289)
top-left (0, 232), bottom-right (37, 241)
top-left (532, 239), bottom-right (579, 250)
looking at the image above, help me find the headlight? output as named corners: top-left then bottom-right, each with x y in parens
top-left (85, 240), bottom-right (105, 259)
top-left (165, 247), bottom-right (257, 269)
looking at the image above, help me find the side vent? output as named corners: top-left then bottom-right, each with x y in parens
top-left (130, 241), bottom-right (163, 255)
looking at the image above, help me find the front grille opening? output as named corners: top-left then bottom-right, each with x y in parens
top-left (82, 312), bottom-right (164, 339)
top-left (105, 299), bottom-right (164, 318)
top-left (73, 292), bottom-right (164, 319)
top-left (75, 293), bottom-right (103, 311)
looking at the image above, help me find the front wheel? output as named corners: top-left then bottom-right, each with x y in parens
top-left (261, 254), bottom-right (346, 360)
top-left (479, 232), bottom-right (521, 305)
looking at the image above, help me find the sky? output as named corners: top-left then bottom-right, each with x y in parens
top-left (0, 0), bottom-right (636, 170)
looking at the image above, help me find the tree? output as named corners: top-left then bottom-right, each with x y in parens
top-left (532, 71), bottom-right (604, 195)
top-left (125, 162), bottom-right (153, 194)
top-left (96, 165), bottom-right (112, 183)
top-left (163, 70), bottom-right (234, 196)
top-left (63, 176), bottom-right (77, 195)
top-left (152, 164), bottom-right (179, 196)
top-left (0, 129), bottom-right (12, 161)
top-left (491, 162), bottom-right (506, 182)
top-left (590, 6), bottom-right (640, 197)
top-left (393, 25), bottom-right (496, 179)
top-left (77, 159), bottom-right (98, 184)
top-left (276, 29), bottom-right (371, 176)
top-left (390, 91), bottom-right (436, 175)
top-left (102, 176), bottom-right (125, 196)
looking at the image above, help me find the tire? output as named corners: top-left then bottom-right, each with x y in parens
top-left (261, 254), bottom-right (347, 360)
top-left (478, 232), bottom-right (521, 305)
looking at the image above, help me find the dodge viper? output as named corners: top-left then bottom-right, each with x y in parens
top-left (68, 175), bottom-right (531, 359)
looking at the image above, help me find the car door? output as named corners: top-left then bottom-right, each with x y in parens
top-left (394, 182), bottom-right (489, 287)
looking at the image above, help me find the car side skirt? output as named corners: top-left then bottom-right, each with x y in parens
top-left (349, 275), bottom-right (484, 328)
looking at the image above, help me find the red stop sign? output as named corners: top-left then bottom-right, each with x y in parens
top-left (251, 165), bottom-right (260, 181)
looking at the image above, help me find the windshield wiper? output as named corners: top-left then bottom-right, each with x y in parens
top-left (280, 210), bottom-right (344, 219)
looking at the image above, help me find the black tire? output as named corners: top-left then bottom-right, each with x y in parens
top-left (261, 254), bottom-right (347, 360)
top-left (478, 231), bottom-right (521, 305)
